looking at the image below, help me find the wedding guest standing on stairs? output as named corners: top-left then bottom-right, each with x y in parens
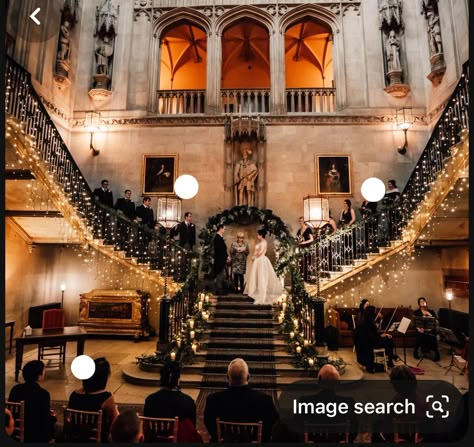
top-left (114, 189), bottom-right (136, 220)
top-left (214, 224), bottom-right (229, 295)
top-left (93, 179), bottom-right (114, 207)
top-left (381, 179), bottom-right (401, 241)
top-left (135, 196), bottom-right (155, 229)
top-left (204, 358), bottom-right (279, 442)
top-left (296, 217), bottom-right (314, 281)
top-left (176, 211), bottom-right (196, 251)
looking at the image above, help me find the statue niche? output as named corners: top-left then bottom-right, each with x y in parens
top-left (224, 115), bottom-right (266, 209)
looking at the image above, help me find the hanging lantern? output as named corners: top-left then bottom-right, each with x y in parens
top-left (303, 196), bottom-right (330, 228)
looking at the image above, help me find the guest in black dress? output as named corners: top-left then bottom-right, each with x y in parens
top-left (356, 305), bottom-right (397, 372)
top-left (381, 179), bottom-right (401, 241)
top-left (67, 357), bottom-right (119, 442)
top-left (296, 217), bottom-right (314, 281)
top-left (339, 200), bottom-right (357, 262)
top-left (8, 360), bottom-right (56, 442)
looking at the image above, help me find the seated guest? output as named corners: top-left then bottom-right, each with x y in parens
top-left (5, 408), bottom-right (15, 437)
top-left (356, 305), bottom-right (397, 372)
top-left (144, 362), bottom-right (196, 425)
top-left (204, 358), bottom-right (279, 442)
top-left (413, 297), bottom-right (440, 361)
top-left (8, 360), bottom-right (56, 442)
top-left (110, 409), bottom-right (144, 443)
top-left (67, 357), bottom-right (119, 443)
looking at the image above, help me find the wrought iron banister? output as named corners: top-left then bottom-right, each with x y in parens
top-left (6, 56), bottom-right (192, 283)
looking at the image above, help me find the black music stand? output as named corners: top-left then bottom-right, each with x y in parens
top-left (412, 316), bottom-right (441, 367)
top-left (438, 327), bottom-right (467, 375)
top-left (391, 317), bottom-right (415, 369)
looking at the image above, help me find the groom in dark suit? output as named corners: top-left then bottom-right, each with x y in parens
top-left (177, 211), bottom-right (196, 250)
top-left (214, 224), bottom-right (229, 295)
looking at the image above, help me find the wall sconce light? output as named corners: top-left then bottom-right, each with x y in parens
top-left (157, 195), bottom-right (182, 230)
top-left (84, 111), bottom-right (101, 156)
top-left (396, 107), bottom-right (413, 155)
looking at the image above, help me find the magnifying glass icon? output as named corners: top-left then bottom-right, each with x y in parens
top-left (431, 401), bottom-right (444, 412)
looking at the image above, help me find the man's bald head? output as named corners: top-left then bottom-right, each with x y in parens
top-left (227, 358), bottom-right (249, 386)
top-left (318, 364), bottom-right (340, 382)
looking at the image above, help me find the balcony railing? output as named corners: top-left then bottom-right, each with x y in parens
top-left (221, 89), bottom-right (271, 114)
top-left (157, 89), bottom-right (206, 114)
top-left (286, 88), bottom-right (336, 113)
top-left (6, 56), bottom-right (193, 283)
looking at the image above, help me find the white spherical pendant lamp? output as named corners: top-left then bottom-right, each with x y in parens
top-left (174, 174), bottom-right (199, 199)
top-left (361, 177), bottom-right (385, 202)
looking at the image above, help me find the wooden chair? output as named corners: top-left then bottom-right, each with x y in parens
top-left (139, 415), bottom-right (179, 443)
top-left (373, 348), bottom-right (388, 372)
top-left (5, 400), bottom-right (25, 442)
top-left (304, 420), bottom-right (350, 443)
top-left (216, 419), bottom-right (263, 443)
top-left (392, 418), bottom-right (422, 443)
top-left (39, 308), bottom-right (66, 366)
top-left (63, 407), bottom-right (103, 443)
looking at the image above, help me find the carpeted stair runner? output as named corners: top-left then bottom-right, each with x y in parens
top-left (196, 294), bottom-right (279, 413)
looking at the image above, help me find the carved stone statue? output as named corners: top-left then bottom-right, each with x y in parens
top-left (95, 36), bottom-right (113, 76)
top-left (385, 30), bottom-right (401, 72)
top-left (421, 0), bottom-right (443, 56)
top-left (57, 20), bottom-right (71, 61)
top-left (234, 140), bottom-right (258, 207)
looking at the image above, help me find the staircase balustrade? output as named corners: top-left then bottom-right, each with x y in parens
top-left (6, 56), bottom-right (192, 284)
top-left (305, 61), bottom-right (468, 288)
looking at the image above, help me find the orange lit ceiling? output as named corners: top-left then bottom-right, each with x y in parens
top-left (285, 19), bottom-right (333, 88)
top-left (160, 22), bottom-right (207, 90)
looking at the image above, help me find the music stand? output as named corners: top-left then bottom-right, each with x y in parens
top-left (412, 316), bottom-right (441, 367)
top-left (438, 327), bottom-right (466, 375)
top-left (392, 317), bottom-right (420, 371)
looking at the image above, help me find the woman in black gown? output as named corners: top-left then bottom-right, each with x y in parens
top-left (296, 217), bottom-right (314, 281)
top-left (356, 305), bottom-right (397, 372)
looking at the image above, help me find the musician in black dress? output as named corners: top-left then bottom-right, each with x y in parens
top-left (296, 217), bottom-right (314, 281)
top-left (356, 305), bottom-right (397, 372)
top-left (413, 297), bottom-right (440, 361)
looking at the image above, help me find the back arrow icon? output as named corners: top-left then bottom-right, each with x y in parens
top-left (30, 8), bottom-right (41, 25)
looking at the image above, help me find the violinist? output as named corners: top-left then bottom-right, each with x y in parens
top-left (413, 297), bottom-right (440, 361)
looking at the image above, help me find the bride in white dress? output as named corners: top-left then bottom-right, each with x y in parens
top-left (244, 229), bottom-right (284, 305)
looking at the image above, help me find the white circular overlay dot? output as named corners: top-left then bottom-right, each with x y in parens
top-left (361, 177), bottom-right (385, 202)
top-left (71, 355), bottom-right (96, 380)
top-left (174, 174), bottom-right (199, 199)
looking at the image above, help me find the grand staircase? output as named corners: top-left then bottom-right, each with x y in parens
top-left (5, 56), bottom-right (191, 296)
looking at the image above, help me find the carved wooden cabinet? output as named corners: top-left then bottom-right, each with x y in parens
top-left (79, 289), bottom-right (152, 339)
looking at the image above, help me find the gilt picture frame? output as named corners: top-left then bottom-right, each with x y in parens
top-left (315, 154), bottom-right (352, 196)
top-left (142, 154), bottom-right (178, 195)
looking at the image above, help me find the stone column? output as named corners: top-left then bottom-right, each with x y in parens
top-left (269, 27), bottom-right (286, 115)
top-left (206, 31), bottom-right (221, 114)
top-left (147, 36), bottom-right (161, 113)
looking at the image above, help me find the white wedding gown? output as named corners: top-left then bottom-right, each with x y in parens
top-left (244, 239), bottom-right (284, 305)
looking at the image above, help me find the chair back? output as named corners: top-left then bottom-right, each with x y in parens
top-left (63, 407), bottom-right (103, 443)
top-left (216, 419), bottom-right (263, 443)
top-left (139, 415), bottom-right (179, 443)
top-left (303, 420), bottom-right (350, 443)
top-left (42, 308), bottom-right (65, 330)
top-left (5, 400), bottom-right (25, 442)
top-left (392, 418), bottom-right (422, 443)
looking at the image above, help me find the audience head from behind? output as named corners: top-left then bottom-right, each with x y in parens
top-left (317, 364), bottom-right (340, 390)
top-left (389, 365), bottom-right (417, 397)
top-left (227, 358), bottom-right (250, 386)
top-left (109, 409), bottom-right (144, 443)
top-left (5, 408), bottom-right (15, 437)
top-left (83, 357), bottom-right (111, 393)
top-left (160, 361), bottom-right (181, 390)
top-left (22, 359), bottom-right (45, 383)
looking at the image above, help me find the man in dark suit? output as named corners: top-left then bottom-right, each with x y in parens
top-left (93, 179), bottom-right (114, 207)
top-left (114, 189), bottom-right (136, 220)
top-left (176, 211), bottom-right (196, 250)
top-left (204, 358), bottom-right (279, 442)
top-left (214, 224), bottom-right (229, 295)
top-left (135, 196), bottom-right (154, 229)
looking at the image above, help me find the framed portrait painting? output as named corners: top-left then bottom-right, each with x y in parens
top-left (315, 154), bottom-right (352, 196)
top-left (142, 154), bottom-right (178, 195)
